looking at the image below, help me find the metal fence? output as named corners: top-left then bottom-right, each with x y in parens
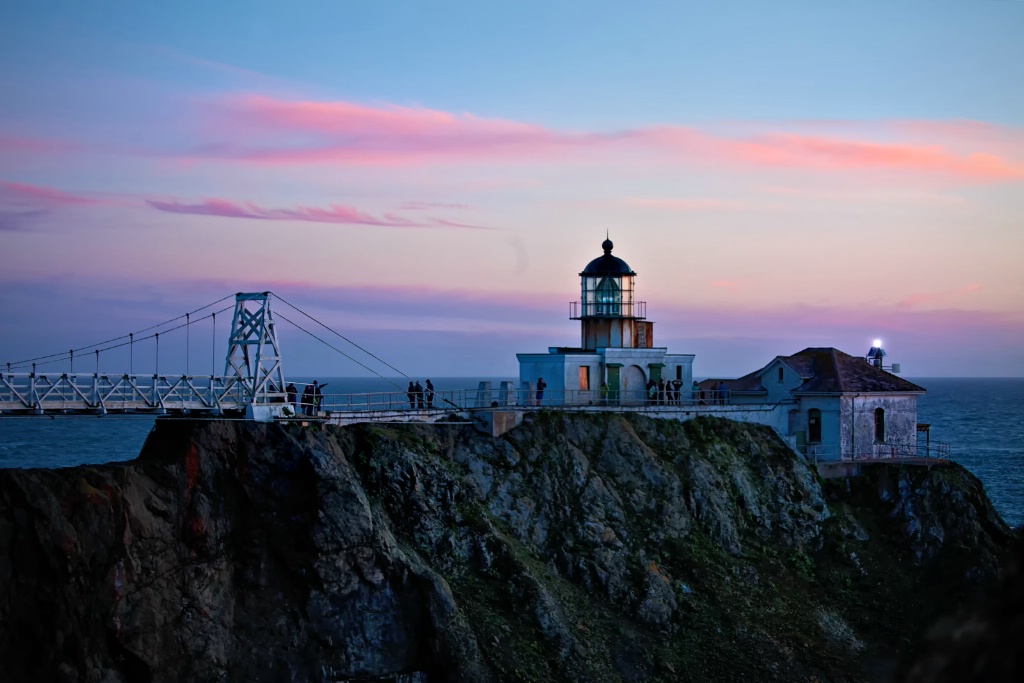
top-left (803, 441), bottom-right (951, 463)
top-left (296, 386), bottom-right (734, 416)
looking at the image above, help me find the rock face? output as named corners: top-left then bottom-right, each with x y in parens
top-left (0, 413), bottom-right (1016, 682)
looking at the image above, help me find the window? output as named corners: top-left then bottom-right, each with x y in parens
top-left (777, 367), bottom-right (784, 383)
top-left (579, 366), bottom-right (590, 391)
top-left (808, 408), bottom-right (821, 443)
top-left (676, 365), bottom-right (683, 380)
top-left (874, 408), bottom-right (885, 443)
top-left (595, 277), bottom-right (621, 315)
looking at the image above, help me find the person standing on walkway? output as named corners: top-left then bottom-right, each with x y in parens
top-left (286, 383), bottom-right (297, 412)
top-left (407, 381), bottom-right (416, 410)
top-left (425, 379), bottom-right (434, 408)
top-left (414, 381), bottom-right (424, 409)
top-left (535, 377), bottom-right (547, 406)
top-left (313, 381), bottom-right (326, 413)
top-left (301, 383), bottom-right (313, 416)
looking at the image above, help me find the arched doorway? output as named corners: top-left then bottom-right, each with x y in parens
top-left (621, 364), bottom-right (647, 405)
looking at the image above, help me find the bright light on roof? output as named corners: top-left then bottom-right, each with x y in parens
top-left (873, 338), bottom-right (883, 348)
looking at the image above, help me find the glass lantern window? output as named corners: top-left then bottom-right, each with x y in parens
top-left (581, 275), bottom-right (635, 316)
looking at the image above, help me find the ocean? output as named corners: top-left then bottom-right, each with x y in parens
top-left (1, 377), bottom-right (1021, 527)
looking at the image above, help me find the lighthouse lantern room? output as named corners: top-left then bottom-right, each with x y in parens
top-left (517, 238), bottom-right (694, 406)
top-left (572, 238), bottom-right (652, 350)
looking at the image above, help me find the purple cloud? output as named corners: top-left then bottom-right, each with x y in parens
top-left (146, 197), bottom-right (493, 230)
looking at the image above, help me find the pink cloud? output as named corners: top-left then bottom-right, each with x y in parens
top-left (0, 180), bottom-right (123, 230)
top-left (146, 197), bottom-right (492, 230)
top-left (1, 181), bottom-right (106, 206)
top-left (0, 135), bottom-right (80, 155)
top-left (641, 128), bottom-right (1024, 181)
top-left (193, 95), bottom-right (1024, 182)
top-left (897, 283), bottom-right (985, 309)
top-left (197, 94), bottom-right (620, 165)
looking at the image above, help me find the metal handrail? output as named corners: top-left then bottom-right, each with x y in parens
top-left (290, 387), bottom-right (735, 415)
top-left (569, 300), bottom-right (647, 320)
top-left (804, 440), bottom-right (951, 463)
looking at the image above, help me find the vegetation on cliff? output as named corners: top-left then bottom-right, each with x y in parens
top-left (0, 413), bottom-right (1015, 682)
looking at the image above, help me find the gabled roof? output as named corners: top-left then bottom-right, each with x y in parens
top-left (697, 370), bottom-right (766, 393)
top-left (782, 347), bottom-right (925, 394)
top-left (700, 347), bottom-right (925, 395)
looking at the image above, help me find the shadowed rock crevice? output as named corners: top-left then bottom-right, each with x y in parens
top-left (0, 414), bottom-right (1016, 682)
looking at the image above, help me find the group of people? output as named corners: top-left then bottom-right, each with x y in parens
top-left (645, 377), bottom-right (688, 405)
top-left (285, 381), bottom-right (327, 416)
top-left (694, 380), bottom-right (729, 405)
top-left (407, 379), bottom-right (435, 410)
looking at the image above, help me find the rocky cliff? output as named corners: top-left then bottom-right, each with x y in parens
top-left (0, 413), bottom-right (1016, 682)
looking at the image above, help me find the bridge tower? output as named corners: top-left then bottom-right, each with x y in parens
top-left (224, 292), bottom-right (287, 406)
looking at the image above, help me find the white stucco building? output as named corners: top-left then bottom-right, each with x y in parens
top-left (517, 238), bottom-right (694, 406)
top-left (699, 347), bottom-right (928, 460)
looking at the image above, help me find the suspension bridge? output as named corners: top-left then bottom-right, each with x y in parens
top-left (0, 292), bottom-right (500, 424)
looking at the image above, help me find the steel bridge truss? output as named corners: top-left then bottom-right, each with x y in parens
top-left (0, 373), bottom-right (251, 414)
top-left (224, 292), bottom-right (287, 403)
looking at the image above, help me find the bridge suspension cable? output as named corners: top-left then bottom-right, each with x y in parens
top-left (273, 312), bottom-right (403, 389)
top-left (5, 294), bottom-right (236, 371)
top-left (272, 294), bottom-right (411, 383)
top-left (272, 294), bottom-right (464, 411)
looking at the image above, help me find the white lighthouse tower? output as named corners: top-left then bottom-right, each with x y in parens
top-left (517, 238), bottom-right (694, 405)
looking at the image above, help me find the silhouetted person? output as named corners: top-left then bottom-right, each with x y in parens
top-left (425, 379), bottom-right (434, 408)
top-left (535, 377), bottom-right (546, 406)
top-left (301, 383), bottom-right (313, 416)
top-left (414, 381), bottom-right (424, 409)
top-left (314, 381), bottom-right (327, 413)
top-left (286, 383), bottom-right (297, 411)
top-left (407, 381), bottom-right (416, 410)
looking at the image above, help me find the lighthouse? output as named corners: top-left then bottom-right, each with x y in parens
top-left (573, 237), bottom-right (653, 349)
top-left (517, 238), bottom-right (694, 405)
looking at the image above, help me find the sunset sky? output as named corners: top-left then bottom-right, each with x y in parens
top-left (1, 1), bottom-right (1022, 379)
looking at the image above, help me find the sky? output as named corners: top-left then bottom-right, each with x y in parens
top-left (1, 0), bottom-right (1022, 379)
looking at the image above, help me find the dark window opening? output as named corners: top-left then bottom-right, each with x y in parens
top-left (777, 367), bottom-right (784, 383)
top-left (874, 408), bottom-right (885, 443)
top-left (808, 408), bottom-right (822, 443)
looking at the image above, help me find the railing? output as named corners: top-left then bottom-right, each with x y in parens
top-left (300, 387), bottom-right (733, 415)
top-left (803, 441), bottom-right (951, 463)
top-left (569, 300), bottom-right (647, 319)
top-left (527, 388), bottom-right (730, 407)
top-left (0, 373), bottom-right (261, 413)
top-left (1, 375), bottom-right (737, 416)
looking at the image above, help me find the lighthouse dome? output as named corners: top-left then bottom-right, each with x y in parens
top-left (580, 238), bottom-right (636, 276)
